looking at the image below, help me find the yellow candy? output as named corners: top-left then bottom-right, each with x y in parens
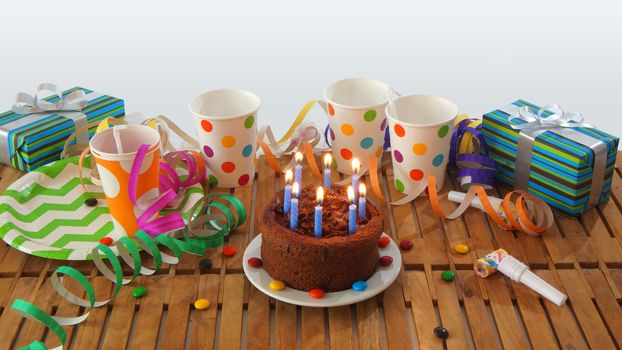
top-left (194, 298), bottom-right (210, 310)
top-left (454, 243), bottom-right (470, 254)
top-left (270, 280), bottom-right (285, 291)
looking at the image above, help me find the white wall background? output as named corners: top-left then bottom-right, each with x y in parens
top-left (1, 0), bottom-right (621, 147)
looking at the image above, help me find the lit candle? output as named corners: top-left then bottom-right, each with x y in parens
top-left (323, 153), bottom-right (332, 190)
top-left (314, 187), bottom-right (324, 238)
top-left (351, 158), bottom-right (360, 201)
top-left (358, 183), bottom-right (366, 219)
top-left (283, 170), bottom-right (293, 214)
top-left (348, 185), bottom-right (356, 234)
top-left (290, 182), bottom-right (300, 230)
top-left (294, 151), bottom-right (303, 188)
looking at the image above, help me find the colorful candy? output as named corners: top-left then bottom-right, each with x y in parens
top-left (309, 288), bottom-right (325, 299)
top-left (84, 198), bottom-right (98, 207)
top-left (352, 281), bottom-right (368, 291)
top-left (434, 326), bottom-right (449, 339)
top-left (194, 299), bottom-right (210, 310)
top-left (453, 243), bottom-right (469, 254)
top-left (248, 257), bottom-right (263, 268)
top-left (270, 280), bottom-right (285, 291)
top-left (132, 286), bottom-right (147, 298)
top-left (222, 246), bottom-right (237, 257)
top-left (441, 270), bottom-right (456, 281)
top-left (399, 240), bottom-right (413, 251)
top-left (379, 256), bottom-right (393, 267)
top-left (199, 258), bottom-right (213, 270)
top-left (99, 237), bottom-right (113, 246)
top-left (378, 236), bottom-right (390, 248)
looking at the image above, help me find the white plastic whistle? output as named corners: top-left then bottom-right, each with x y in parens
top-left (448, 191), bottom-right (505, 218)
top-left (497, 255), bottom-right (567, 306)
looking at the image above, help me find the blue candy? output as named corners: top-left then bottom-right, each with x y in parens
top-left (352, 280), bottom-right (368, 291)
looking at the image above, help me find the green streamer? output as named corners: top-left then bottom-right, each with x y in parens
top-left (11, 193), bottom-right (246, 350)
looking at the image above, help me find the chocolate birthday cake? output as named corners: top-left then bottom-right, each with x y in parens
top-left (260, 185), bottom-right (384, 292)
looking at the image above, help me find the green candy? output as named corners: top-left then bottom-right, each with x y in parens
top-left (132, 286), bottom-right (148, 298)
top-left (441, 270), bottom-right (456, 281)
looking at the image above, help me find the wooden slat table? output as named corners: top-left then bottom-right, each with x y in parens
top-left (1, 152), bottom-right (622, 349)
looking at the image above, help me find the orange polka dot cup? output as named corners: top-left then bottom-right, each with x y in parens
top-left (190, 89), bottom-right (259, 188)
top-left (89, 125), bottom-right (161, 237)
top-left (386, 95), bottom-right (458, 194)
top-left (324, 78), bottom-right (390, 175)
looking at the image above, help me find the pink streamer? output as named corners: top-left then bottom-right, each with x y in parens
top-left (128, 145), bottom-right (206, 237)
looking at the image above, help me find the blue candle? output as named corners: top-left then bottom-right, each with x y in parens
top-left (314, 187), bottom-right (324, 238)
top-left (348, 186), bottom-right (356, 234)
top-left (323, 153), bottom-right (332, 189)
top-left (294, 151), bottom-right (303, 188)
top-left (351, 158), bottom-right (360, 200)
top-left (358, 183), bottom-right (366, 219)
top-left (290, 183), bottom-right (300, 230)
top-left (283, 170), bottom-right (293, 213)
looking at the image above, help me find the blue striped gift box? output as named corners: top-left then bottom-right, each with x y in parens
top-left (482, 100), bottom-right (619, 216)
top-left (0, 87), bottom-right (125, 172)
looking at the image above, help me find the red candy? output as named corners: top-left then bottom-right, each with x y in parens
top-left (248, 257), bottom-right (263, 268)
top-left (309, 288), bottom-right (325, 299)
top-left (378, 236), bottom-right (390, 248)
top-left (222, 246), bottom-right (237, 257)
top-left (99, 237), bottom-right (113, 246)
top-left (379, 256), bottom-right (393, 267)
top-left (399, 240), bottom-right (413, 251)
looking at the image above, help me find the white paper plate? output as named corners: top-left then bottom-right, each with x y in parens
top-left (243, 233), bottom-right (401, 307)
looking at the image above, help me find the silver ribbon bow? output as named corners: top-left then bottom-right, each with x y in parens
top-left (1, 83), bottom-right (90, 165)
top-left (507, 104), bottom-right (607, 208)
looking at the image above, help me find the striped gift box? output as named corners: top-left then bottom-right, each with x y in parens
top-left (482, 100), bottom-right (619, 216)
top-left (0, 87), bottom-right (125, 172)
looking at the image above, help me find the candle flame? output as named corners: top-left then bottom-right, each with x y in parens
top-left (323, 153), bottom-right (332, 168)
top-left (316, 186), bottom-right (324, 205)
top-left (285, 170), bottom-right (293, 184)
top-left (352, 158), bottom-right (360, 174)
top-left (359, 183), bottom-right (366, 197)
top-left (347, 185), bottom-right (355, 204)
top-left (295, 151), bottom-right (303, 164)
top-left (292, 182), bottom-right (300, 197)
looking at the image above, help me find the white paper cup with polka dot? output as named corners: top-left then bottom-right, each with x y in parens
top-left (386, 95), bottom-right (457, 194)
top-left (190, 89), bottom-right (259, 188)
top-left (324, 78), bottom-right (390, 175)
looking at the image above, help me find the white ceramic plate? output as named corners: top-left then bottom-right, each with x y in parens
top-left (243, 233), bottom-right (401, 307)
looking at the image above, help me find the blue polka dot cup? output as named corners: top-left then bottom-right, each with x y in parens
top-left (190, 89), bottom-right (260, 188)
top-left (386, 95), bottom-right (457, 194)
top-left (323, 78), bottom-right (390, 175)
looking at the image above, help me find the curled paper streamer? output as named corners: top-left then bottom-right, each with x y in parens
top-left (449, 114), bottom-right (497, 189)
top-left (257, 100), bottom-right (325, 176)
top-left (10, 193), bottom-right (245, 350)
top-left (368, 159), bottom-right (553, 235)
top-left (474, 248), bottom-right (508, 277)
top-left (130, 146), bottom-right (206, 237)
top-left (427, 175), bottom-right (554, 235)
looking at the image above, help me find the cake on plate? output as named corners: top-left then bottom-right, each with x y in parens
top-left (260, 185), bottom-right (384, 292)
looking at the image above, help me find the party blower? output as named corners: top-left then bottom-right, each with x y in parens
top-left (475, 249), bottom-right (567, 306)
top-left (448, 191), bottom-right (505, 218)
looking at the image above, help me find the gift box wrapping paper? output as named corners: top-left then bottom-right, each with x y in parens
top-left (0, 87), bottom-right (125, 171)
top-left (482, 100), bottom-right (619, 216)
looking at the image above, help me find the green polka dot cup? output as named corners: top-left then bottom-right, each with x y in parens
top-left (386, 95), bottom-right (457, 194)
top-left (190, 89), bottom-right (259, 188)
top-left (323, 78), bottom-right (390, 175)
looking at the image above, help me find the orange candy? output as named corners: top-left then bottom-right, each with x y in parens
top-left (222, 246), bottom-right (237, 257)
top-left (309, 288), bottom-right (325, 299)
